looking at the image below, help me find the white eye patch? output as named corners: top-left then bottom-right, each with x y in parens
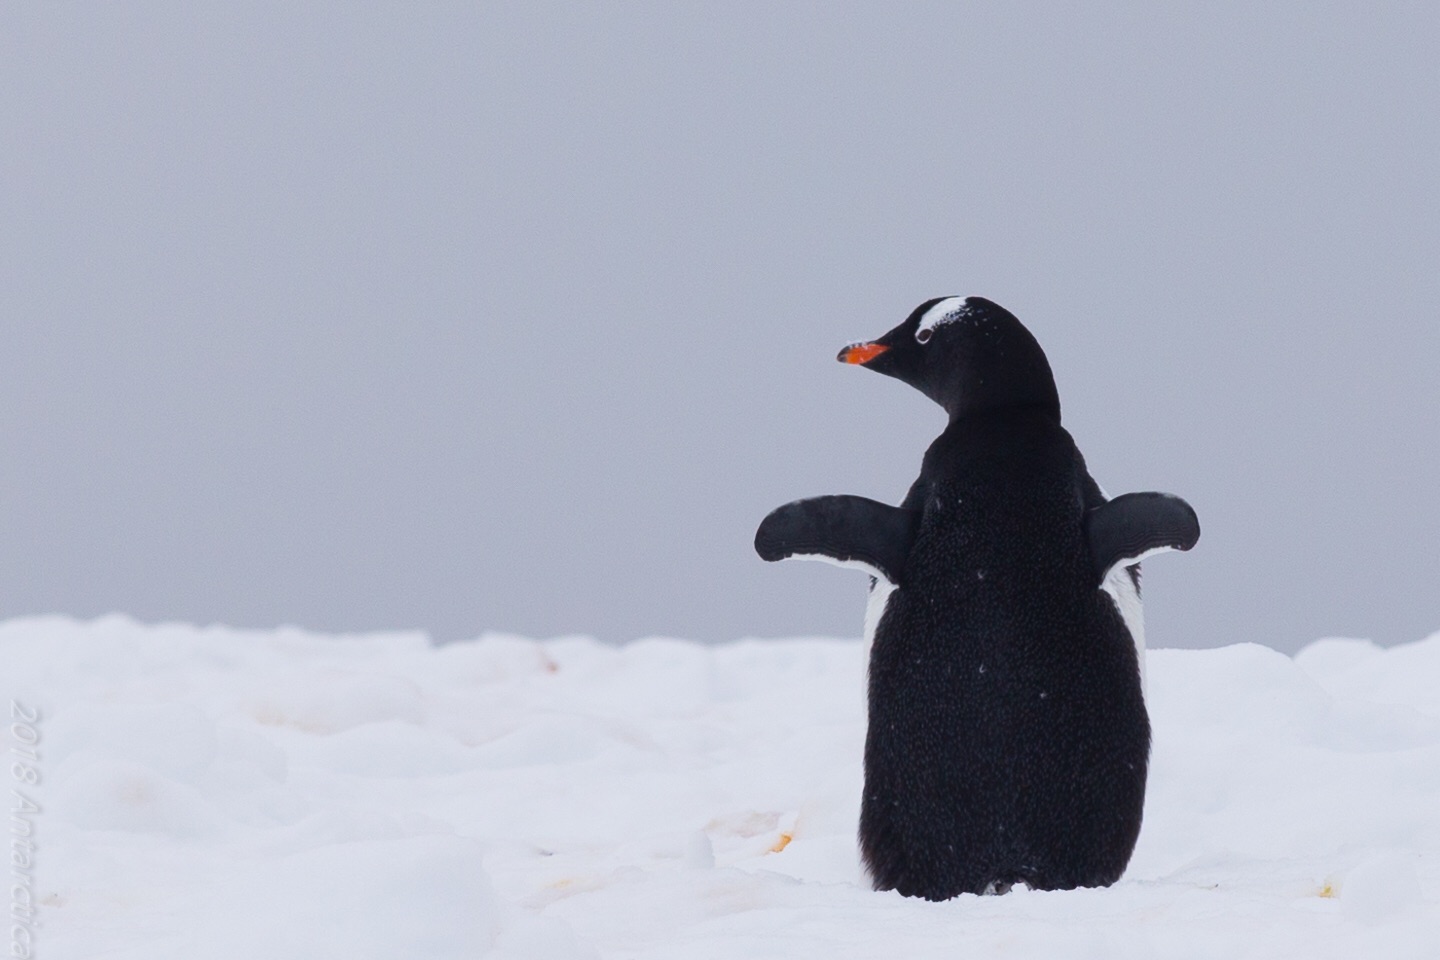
top-left (915, 296), bottom-right (971, 343)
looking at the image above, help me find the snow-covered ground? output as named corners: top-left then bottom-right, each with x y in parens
top-left (6, 616), bottom-right (1440, 959)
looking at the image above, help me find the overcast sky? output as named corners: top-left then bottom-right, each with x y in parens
top-left (2, 3), bottom-right (1437, 653)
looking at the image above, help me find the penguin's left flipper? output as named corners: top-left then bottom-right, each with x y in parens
top-left (1085, 492), bottom-right (1200, 586)
top-left (755, 495), bottom-right (919, 586)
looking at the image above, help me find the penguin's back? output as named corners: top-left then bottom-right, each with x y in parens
top-left (860, 410), bottom-right (1149, 899)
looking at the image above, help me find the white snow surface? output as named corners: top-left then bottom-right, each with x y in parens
top-left (7, 615), bottom-right (1440, 958)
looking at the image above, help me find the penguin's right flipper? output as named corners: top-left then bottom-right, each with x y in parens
top-left (755, 495), bottom-right (919, 586)
top-left (1085, 492), bottom-right (1200, 586)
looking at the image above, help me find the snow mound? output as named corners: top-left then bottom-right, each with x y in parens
top-left (5, 616), bottom-right (1440, 958)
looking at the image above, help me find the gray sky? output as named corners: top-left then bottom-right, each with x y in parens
top-left (2, 3), bottom-right (1437, 653)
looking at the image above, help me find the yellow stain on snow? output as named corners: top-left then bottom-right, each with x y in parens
top-left (768, 832), bottom-right (793, 854)
top-left (706, 810), bottom-right (780, 838)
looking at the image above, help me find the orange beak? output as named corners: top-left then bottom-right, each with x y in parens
top-left (838, 342), bottom-right (889, 365)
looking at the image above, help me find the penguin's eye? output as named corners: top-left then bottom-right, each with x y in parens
top-left (916, 328), bottom-right (933, 344)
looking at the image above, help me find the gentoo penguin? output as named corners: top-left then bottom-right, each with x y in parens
top-left (755, 296), bottom-right (1198, 900)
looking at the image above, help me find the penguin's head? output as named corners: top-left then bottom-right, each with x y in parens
top-left (837, 296), bottom-right (1061, 421)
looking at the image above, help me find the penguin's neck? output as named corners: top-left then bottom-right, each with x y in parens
top-left (943, 399), bottom-right (1062, 429)
top-left (926, 406), bottom-right (1078, 494)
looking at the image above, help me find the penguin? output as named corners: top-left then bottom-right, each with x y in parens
top-left (754, 296), bottom-right (1198, 900)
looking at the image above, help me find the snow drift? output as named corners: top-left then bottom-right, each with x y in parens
top-left (5, 616), bottom-right (1440, 958)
